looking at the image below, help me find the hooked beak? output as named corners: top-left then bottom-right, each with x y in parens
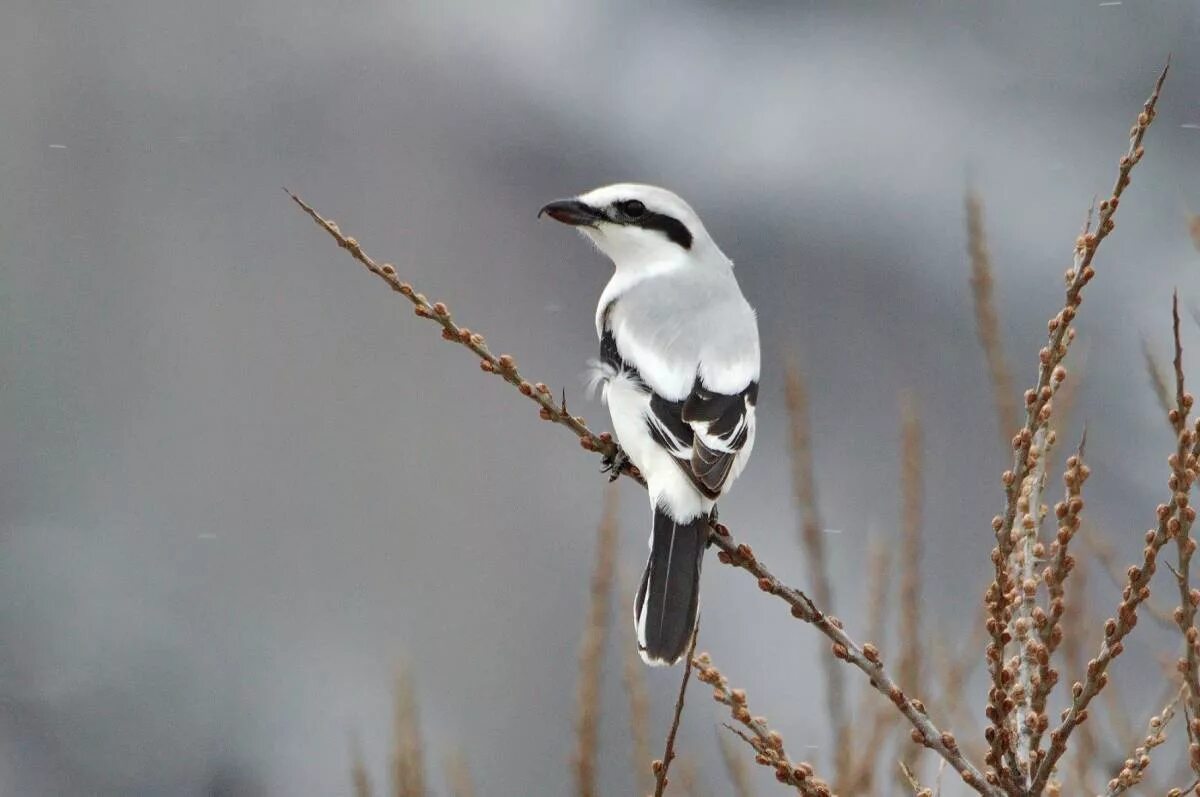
top-left (538, 198), bottom-right (604, 227)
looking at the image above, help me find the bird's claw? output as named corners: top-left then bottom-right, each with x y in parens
top-left (601, 446), bottom-right (629, 482)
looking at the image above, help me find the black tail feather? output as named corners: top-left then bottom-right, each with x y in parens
top-left (634, 507), bottom-right (707, 665)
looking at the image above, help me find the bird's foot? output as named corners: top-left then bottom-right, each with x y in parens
top-left (706, 507), bottom-right (720, 547)
top-left (601, 445), bottom-right (630, 482)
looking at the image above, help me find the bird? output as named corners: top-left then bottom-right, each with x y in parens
top-left (539, 183), bottom-right (760, 665)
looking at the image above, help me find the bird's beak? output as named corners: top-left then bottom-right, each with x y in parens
top-left (538, 199), bottom-right (604, 227)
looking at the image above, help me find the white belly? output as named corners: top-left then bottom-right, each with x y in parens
top-left (603, 371), bottom-right (714, 523)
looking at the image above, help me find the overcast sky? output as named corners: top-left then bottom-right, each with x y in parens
top-left (2, 1), bottom-right (1199, 794)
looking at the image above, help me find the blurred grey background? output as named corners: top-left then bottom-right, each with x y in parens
top-left (2, 1), bottom-right (1199, 794)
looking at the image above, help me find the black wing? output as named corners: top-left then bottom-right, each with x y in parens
top-left (599, 313), bottom-right (756, 500)
top-left (647, 379), bottom-right (758, 500)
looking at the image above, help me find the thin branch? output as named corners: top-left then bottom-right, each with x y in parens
top-left (1167, 777), bottom-right (1200, 797)
top-left (1102, 683), bottom-right (1186, 796)
top-left (784, 365), bottom-right (848, 777)
top-left (1080, 525), bottom-right (1178, 629)
top-left (1168, 292), bottom-right (1200, 776)
top-left (653, 627), bottom-right (700, 797)
top-left (900, 760), bottom-right (934, 796)
top-left (284, 188), bottom-right (640, 484)
top-left (1061, 554), bottom-right (1100, 793)
top-left (573, 489), bottom-right (619, 797)
top-left (709, 528), bottom-right (999, 794)
top-left (990, 61), bottom-right (1169, 794)
top-left (696, 653), bottom-right (835, 796)
top-left (967, 190), bottom-right (1020, 445)
top-left (1027, 432), bottom-right (1091, 756)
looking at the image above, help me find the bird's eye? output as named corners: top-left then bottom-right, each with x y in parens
top-left (618, 199), bottom-right (646, 218)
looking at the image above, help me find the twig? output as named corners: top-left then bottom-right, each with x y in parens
top-left (1167, 292), bottom-right (1200, 775)
top-left (574, 489), bottom-right (619, 797)
top-left (1080, 525), bottom-right (1178, 629)
top-left (653, 627), bottom-right (700, 797)
top-left (696, 653), bottom-right (835, 796)
top-left (901, 760), bottom-right (934, 797)
top-left (709, 528), bottom-right (998, 794)
top-left (967, 190), bottom-right (1020, 445)
top-left (784, 365), bottom-right (848, 777)
top-left (1102, 683), bottom-right (1186, 796)
top-left (391, 668), bottom-right (426, 797)
top-left (992, 61), bottom-right (1170, 794)
top-left (1027, 432), bottom-right (1090, 757)
top-left (1061, 554), bottom-right (1099, 793)
top-left (1167, 777), bottom-right (1200, 797)
top-left (284, 188), bottom-right (641, 484)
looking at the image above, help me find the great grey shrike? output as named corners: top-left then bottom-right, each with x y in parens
top-left (540, 183), bottom-right (760, 665)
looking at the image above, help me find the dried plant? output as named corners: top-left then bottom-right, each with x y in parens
top-left (443, 750), bottom-right (476, 797)
top-left (390, 669), bottom-right (426, 797)
top-left (310, 61), bottom-right (1192, 797)
top-left (967, 191), bottom-right (1020, 446)
top-left (694, 652), bottom-right (835, 796)
top-left (574, 489), bottom-right (620, 797)
top-left (351, 735), bottom-right (373, 797)
top-left (783, 365), bottom-right (849, 777)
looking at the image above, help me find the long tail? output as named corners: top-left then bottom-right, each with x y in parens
top-left (634, 506), bottom-right (707, 665)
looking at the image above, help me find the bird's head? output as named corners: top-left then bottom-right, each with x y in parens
top-left (539, 183), bottom-right (722, 269)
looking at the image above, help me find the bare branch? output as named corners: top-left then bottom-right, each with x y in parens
top-left (709, 529), bottom-right (998, 795)
top-left (1027, 432), bottom-right (1091, 756)
top-left (1102, 683), bottom-right (1186, 796)
top-left (284, 188), bottom-right (640, 483)
top-left (696, 652), bottom-right (835, 796)
top-left (1168, 292), bottom-right (1200, 776)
